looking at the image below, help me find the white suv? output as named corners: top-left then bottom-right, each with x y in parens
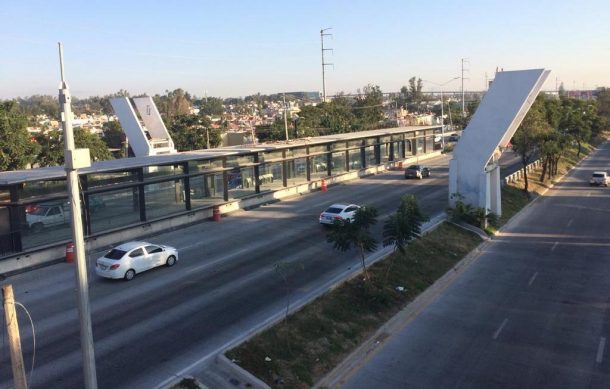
top-left (589, 171), bottom-right (609, 187)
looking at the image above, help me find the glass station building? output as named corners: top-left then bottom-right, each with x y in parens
top-left (0, 125), bottom-right (442, 259)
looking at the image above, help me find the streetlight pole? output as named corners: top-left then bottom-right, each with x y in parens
top-left (58, 42), bottom-right (98, 389)
top-left (320, 28), bottom-right (333, 103)
top-left (423, 77), bottom-right (460, 149)
top-left (283, 93), bottom-right (289, 141)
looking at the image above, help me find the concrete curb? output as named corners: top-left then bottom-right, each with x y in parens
top-left (215, 354), bottom-right (271, 389)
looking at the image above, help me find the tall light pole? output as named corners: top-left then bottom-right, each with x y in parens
top-left (461, 58), bottom-right (469, 118)
top-left (283, 93), bottom-right (289, 141)
top-left (320, 28), bottom-right (333, 103)
top-left (423, 77), bottom-right (460, 148)
top-left (58, 43), bottom-right (98, 389)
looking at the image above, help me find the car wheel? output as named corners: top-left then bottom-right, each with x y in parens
top-left (124, 269), bottom-right (136, 281)
top-left (166, 255), bottom-right (176, 267)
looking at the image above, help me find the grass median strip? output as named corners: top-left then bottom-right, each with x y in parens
top-left (226, 223), bottom-right (482, 388)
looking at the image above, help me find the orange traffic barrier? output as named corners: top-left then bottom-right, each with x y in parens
top-left (398, 161), bottom-right (403, 170)
top-left (212, 205), bottom-right (221, 222)
top-left (321, 179), bottom-right (328, 192)
top-left (65, 242), bottom-right (74, 263)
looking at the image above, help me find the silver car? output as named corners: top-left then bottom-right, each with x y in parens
top-left (96, 241), bottom-right (178, 281)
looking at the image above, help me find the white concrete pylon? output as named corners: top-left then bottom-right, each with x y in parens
top-left (448, 68), bottom-right (550, 216)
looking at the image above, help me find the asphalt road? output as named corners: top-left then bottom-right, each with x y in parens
top-left (0, 151), bottom-right (521, 389)
top-left (343, 142), bottom-right (610, 388)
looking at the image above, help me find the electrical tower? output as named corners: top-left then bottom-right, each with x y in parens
top-left (320, 28), bottom-right (333, 103)
top-left (461, 58), bottom-right (470, 117)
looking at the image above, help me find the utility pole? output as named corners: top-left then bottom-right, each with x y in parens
top-left (58, 43), bottom-right (98, 389)
top-left (283, 93), bottom-right (289, 141)
top-left (461, 58), bottom-right (469, 118)
top-left (3, 285), bottom-right (27, 389)
top-left (320, 28), bottom-right (333, 103)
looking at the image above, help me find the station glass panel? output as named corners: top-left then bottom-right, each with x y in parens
top-left (144, 179), bottom-right (186, 220)
top-left (285, 148), bottom-right (307, 159)
top-left (331, 141), bottom-right (347, 151)
top-left (308, 145), bottom-right (328, 155)
top-left (348, 149), bottom-right (362, 170)
top-left (405, 140), bottom-right (414, 156)
top-left (18, 180), bottom-right (67, 200)
top-left (0, 190), bottom-right (9, 204)
top-left (226, 155), bottom-right (254, 167)
top-left (310, 154), bottom-right (329, 180)
top-left (260, 150), bottom-right (284, 162)
top-left (381, 142), bottom-right (391, 163)
top-left (331, 152), bottom-right (347, 174)
top-left (348, 139), bottom-right (364, 148)
top-left (364, 146), bottom-right (376, 167)
top-left (20, 198), bottom-right (71, 250)
top-left (188, 159), bottom-right (223, 173)
top-left (89, 189), bottom-right (141, 233)
top-left (0, 206), bottom-right (14, 256)
top-left (143, 165), bottom-right (184, 180)
top-left (286, 158), bottom-right (308, 186)
top-left (416, 138), bottom-right (425, 154)
top-left (258, 162), bottom-right (284, 191)
top-left (425, 135), bottom-right (434, 153)
top-left (227, 167), bottom-right (256, 199)
top-left (88, 171), bottom-right (137, 188)
top-left (190, 174), bottom-right (224, 208)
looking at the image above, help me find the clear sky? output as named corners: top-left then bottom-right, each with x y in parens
top-left (1, 0), bottom-right (609, 99)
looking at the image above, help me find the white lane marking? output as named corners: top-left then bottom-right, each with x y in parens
top-left (551, 242), bottom-right (559, 252)
top-left (493, 318), bottom-right (509, 340)
top-left (596, 337), bottom-right (606, 363)
top-left (567, 219), bottom-right (574, 227)
top-left (528, 272), bottom-right (538, 287)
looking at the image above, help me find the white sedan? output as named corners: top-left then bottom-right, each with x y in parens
top-left (96, 241), bottom-right (178, 281)
top-left (319, 203), bottom-right (360, 225)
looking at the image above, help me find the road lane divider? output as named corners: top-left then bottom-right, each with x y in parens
top-left (596, 337), bottom-right (606, 363)
top-left (493, 318), bottom-right (508, 340)
top-left (528, 272), bottom-right (538, 287)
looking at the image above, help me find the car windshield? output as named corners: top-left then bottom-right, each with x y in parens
top-left (592, 173), bottom-right (605, 178)
top-left (325, 207), bottom-right (343, 214)
top-left (105, 249), bottom-right (127, 260)
top-left (407, 165), bottom-right (419, 170)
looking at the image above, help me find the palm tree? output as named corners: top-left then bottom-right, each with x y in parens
top-left (382, 195), bottom-right (427, 281)
top-left (327, 206), bottom-right (378, 280)
top-left (383, 194), bottom-right (427, 254)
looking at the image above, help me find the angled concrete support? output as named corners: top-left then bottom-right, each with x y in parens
top-left (110, 96), bottom-right (176, 157)
top-left (448, 69), bottom-right (550, 216)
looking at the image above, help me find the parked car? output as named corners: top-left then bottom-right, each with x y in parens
top-left (95, 241), bottom-right (179, 281)
top-left (319, 203), bottom-right (360, 225)
top-left (448, 133), bottom-right (460, 142)
top-left (589, 171), bottom-right (609, 187)
top-left (26, 203), bottom-right (70, 232)
top-left (405, 165), bottom-right (430, 179)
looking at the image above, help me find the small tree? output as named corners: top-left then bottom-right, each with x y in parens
top-left (327, 206), bottom-right (378, 280)
top-left (383, 194), bottom-right (428, 254)
top-left (382, 195), bottom-right (428, 282)
top-left (273, 261), bottom-right (304, 321)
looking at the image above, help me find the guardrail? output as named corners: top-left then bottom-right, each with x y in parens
top-left (503, 159), bottom-right (542, 185)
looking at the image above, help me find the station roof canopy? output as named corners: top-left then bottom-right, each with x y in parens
top-left (0, 125), bottom-right (438, 185)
